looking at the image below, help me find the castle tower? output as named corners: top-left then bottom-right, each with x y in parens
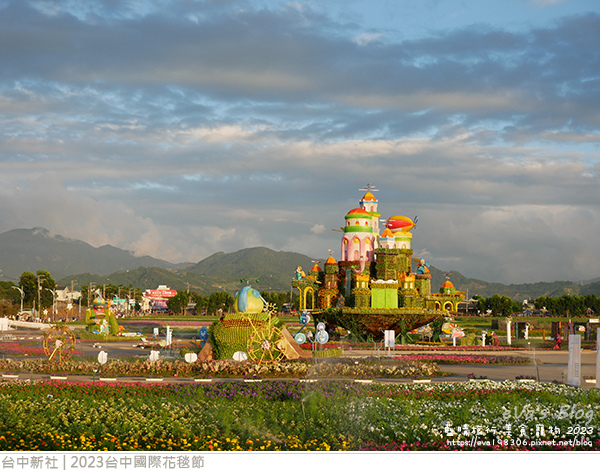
top-left (318, 256), bottom-right (340, 309)
top-left (379, 228), bottom-right (396, 249)
top-left (359, 191), bottom-right (381, 247)
top-left (323, 256), bottom-right (339, 289)
top-left (341, 208), bottom-right (375, 263)
top-left (308, 262), bottom-right (324, 284)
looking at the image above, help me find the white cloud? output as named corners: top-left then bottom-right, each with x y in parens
top-left (1, 1), bottom-right (599, 284)
top-left (354, 32), bottom-right (382, 46)
top-left (310, 224), bottom-right (327, 234)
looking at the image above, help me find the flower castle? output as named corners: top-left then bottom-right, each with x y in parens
top-left (292, 188), bottom-right (464, 339)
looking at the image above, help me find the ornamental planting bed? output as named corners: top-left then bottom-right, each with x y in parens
top-left (0, 357), bottom-right (441, 379)
top-left (392, 354), bottom-right (530, 365)
top-left (0, 350), bottom-right (529, 378)
top-left (0, 380), bottom-right (597, 451)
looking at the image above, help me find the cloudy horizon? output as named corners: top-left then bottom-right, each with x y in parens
top-left (1, 0), bottom-right (599, 284)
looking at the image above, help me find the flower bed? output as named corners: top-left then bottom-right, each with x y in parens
top-left (389, 345), bottom-right (523, 351)
top-left (393, 354), bottom-right (530, 365)
top-left (0, 357), bottom-right (440, 379)
top-left (0, 380), bottom-right (597, 451)
top-left (0, 342), bottom-right (47, 357)
top-left (300, 342), bottom-right (522, 351)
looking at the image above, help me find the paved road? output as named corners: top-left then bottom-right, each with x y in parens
top-left (2, 327), bottom-right (598, 388)
top-left (341, 348), bottom-right (599, 388)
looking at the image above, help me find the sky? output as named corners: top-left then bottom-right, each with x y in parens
top-left (1, 0), bottom-right (599, 285)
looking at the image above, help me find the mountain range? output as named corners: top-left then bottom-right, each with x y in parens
top-left (0, 227), bottom-right (177, 279)
top-left (1, 227), bottom-right (600, 299)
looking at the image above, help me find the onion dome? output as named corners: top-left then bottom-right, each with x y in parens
top-left (440, 279), bottom-right (456, 295)
top-left (345, 207), bottom-right (371, 218)
top-left (311, 263), bottom-right (322, 272)
top-left (361, 191), bottom-right (378, 202)
top-left (325, 256), bottom-right (337, 265)
top-left (344, 208), bottom-right (373, 233)
top-left (381, 228), bottom-right (394, 238)
top-left (359, 192), bottom-right (381, 217)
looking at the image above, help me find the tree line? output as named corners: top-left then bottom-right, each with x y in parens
top-left (533, 294), bottom-right (599, 317)
top-left (0, 271), bottom-right (298, 317)
top-left (473, 293), bottom-right (599, 317)
top-left (166, 290), bottom-right (296, 315)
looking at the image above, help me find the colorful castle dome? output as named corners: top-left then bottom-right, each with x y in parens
top-left (361, 191), bottom-right (378, 202)
top-left (441, 280), bottom-right (456, 295)
top-left (345, 208), bottom-right (371, 218)
top-left (344, 207), bottom-right (373, 234)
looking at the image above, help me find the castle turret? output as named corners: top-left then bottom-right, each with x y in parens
top-left (359, 191), bottom-right (381, 247)
top-left (379, 228), bottom-right (396, 249)
top-left (318, 256), bottom-right (340, 309)
top-left (441, 279), bottom-right (456, 295)
top-left (341, 208), bottom-right (375, 263)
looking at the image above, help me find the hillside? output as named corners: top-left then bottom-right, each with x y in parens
top-left (59, 248), bottom-right (314, 294)
top-left (2, 227), bottom-right (600, 299)
top-left (183, 247), bottom-right (314, 291)
top-left (58, 250), bottom-right (600, 300)
top-left (0, 227), bottom-right (176, 280)
top-left (435, 269), bottom-right (600, 301)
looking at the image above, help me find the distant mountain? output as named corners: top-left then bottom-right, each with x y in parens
top-left (58, 248), bottom-right (314, 294)
top-left (3, 227), bottom-right (600, 299)
top-left (183, 247), bottom-right (314, 292)
top-left (0, 227), bottom-right (176, 280)
top-left (429, 267), bottom-right (600, 301)
top-left (77, 249), bottom-right (597, 300)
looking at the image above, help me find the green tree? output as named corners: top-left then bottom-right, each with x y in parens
top-left (18, 272), bottom-right (37, 308)
top-left (584, 294), bottom-right (600, 316)
top-left (207, 291), bottom-right (234, 314)
top-left (36, 270), bottom-right (56, 311)
top-left (190, 292), bottom-right (208, 314)
top-left (167, 291), bottom-right (189, 315)
top-left (475, 294), bottom-right (518, 317)
top-left (0, 281), bottom-right (19, 302)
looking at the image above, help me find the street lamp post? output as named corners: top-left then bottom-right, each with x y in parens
top-left (88, 282), bottom-right (96, 306)
top-left (46, 288), bottom-right (57, 322)
top-left (11, 286), bottom-right (25, 314)
top-left (37, 274), bottom-right (46, 320)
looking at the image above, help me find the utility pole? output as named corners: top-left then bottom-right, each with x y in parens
top-left (70, 280), bottom-right (79, 319)
top-left (89, 282), bottom-right (96, 306)
top-left (37, 274), bottom-right (45, 320)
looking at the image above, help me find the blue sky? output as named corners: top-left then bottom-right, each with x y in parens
top-left (1, 0), bottom-right (599, 285)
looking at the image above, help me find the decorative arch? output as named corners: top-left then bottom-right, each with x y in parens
top-left (297, 286), bottom-right (316, 311)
